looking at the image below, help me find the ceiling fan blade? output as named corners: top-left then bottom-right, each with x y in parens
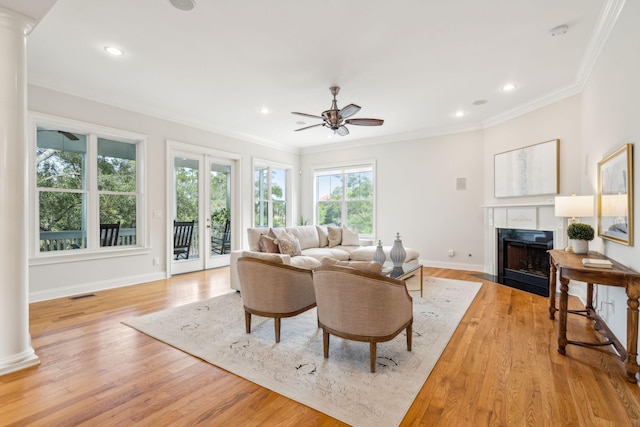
top-left (339, 104), bottom-right (361, 119)
top-left (294, 123), bottom-right (324, 132)
top-left (345, 118), bottom-right (384, 126)
top-left (336, 125), bottom-right (349, 136)
top-left (292, 112), bottom-right (324, 120)
top-left (58, 131), bottom-right (80, 141)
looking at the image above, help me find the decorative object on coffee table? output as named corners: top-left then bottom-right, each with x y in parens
top-left (567, 223), bottom-right (594, 254)
top-left (373, 240), bottom-right (386, 265)
top-left (390, 232), bottom-right (407, 267)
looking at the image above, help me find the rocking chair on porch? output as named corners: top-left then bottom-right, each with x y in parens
top-left (211, 219), bottom-right (231, 255)
top-left (173, 220), bottom-right (195, 260)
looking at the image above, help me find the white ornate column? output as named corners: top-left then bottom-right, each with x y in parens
top-left (0, 7), bottom-right (40, 375)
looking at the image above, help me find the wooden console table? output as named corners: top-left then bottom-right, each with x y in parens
top-left (548, 249), bottom-right (640, 382)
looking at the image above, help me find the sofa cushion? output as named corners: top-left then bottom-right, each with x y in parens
top-left (287, 225), bottom-right (319, 250)
top-left (316, 225), bottom-right (329, 247)
top-left (258, 234), bottom-right (280, 253)
top-left (276, 231), bottom-right (302, 257)
top-left (302, 247), bottom-right (351, 261)
top-left (247, 228), bottom-right (269, 252)
top-left (240, 251), bottom-right (285, 264)
top-left (328, 225), bottom-right (342, 247)
top-left (321, 257), bottom-right (383, 274)
top-left (341, 225), bottom-right (360, 246)
top-left (289, 255), bottom-right (322, 269)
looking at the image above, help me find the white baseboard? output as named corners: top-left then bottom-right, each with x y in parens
top-left (421, 258), bottom-right (486, 272)
top-left (29, 271), bottom-right (167, 303)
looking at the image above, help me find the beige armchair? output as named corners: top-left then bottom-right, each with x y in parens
top-left (236, 256), bottom-right (316, 343)
top-left (313, 265), bottom-right (413, 372)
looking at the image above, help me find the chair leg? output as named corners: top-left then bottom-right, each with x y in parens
top-left (370, 342), bottom-right (377, 373)
top-left (274, 318), bottom-right (281, 343)
top-left (407, 322), bottom-right (412, 351)
top-left (245, 311), bottom-right (251, 334)
top-left (323, 330), bottom-right (330, 358)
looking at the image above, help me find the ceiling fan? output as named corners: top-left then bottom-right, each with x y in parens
top-left (292, 86), bottom-right (384, 136)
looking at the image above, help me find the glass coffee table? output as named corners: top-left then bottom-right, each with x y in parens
top-left (383, 262), bottom-right (424, 297)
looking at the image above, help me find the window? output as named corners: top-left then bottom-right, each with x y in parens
top-left (35, 118), bottom-right (144, 255)
top-left (315, 164), bottom-right (374, 236)
top-left (254, 162), bottom-right (289, 228)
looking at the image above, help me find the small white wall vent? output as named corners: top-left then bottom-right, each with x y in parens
top-left (456, 177), bottom-right (466, 190)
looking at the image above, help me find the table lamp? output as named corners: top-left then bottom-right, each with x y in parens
top-left (554, 194), bottom-right (594, 251)
top-left (554, 194), bottom-right (594, 224)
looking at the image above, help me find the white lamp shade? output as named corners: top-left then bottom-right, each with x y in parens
top-left (554, 195), bottom-right (594, 218)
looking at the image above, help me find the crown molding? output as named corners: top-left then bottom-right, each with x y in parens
top-left (483, 0), bottom-right (626, 130)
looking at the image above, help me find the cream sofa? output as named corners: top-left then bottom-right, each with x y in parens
top-left (230, 225), bottom-right (420, 291)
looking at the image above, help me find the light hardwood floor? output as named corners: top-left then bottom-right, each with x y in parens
top-left (2, 267), bottom-right (640, 426)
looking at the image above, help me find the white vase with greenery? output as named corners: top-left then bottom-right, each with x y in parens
top-left (567, 223), bottom-right (595, 254)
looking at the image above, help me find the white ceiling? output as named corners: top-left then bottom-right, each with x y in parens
top-left (24, 0), bottom-right (617, 151)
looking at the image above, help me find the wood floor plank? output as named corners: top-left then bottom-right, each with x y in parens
top-left (2, 266), bottom-right (640, 425)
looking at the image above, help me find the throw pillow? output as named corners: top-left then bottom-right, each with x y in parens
top-left (341, 225), bottom-right (360, 246)
top-left (327, 225), bottom-right (342, 247)
top-left (276, 231), bottom-right (302, 257)
top-left (258, 235), bottom-right (280, 253)
top-left (316, 225), bottom-right (329, 247)
top-left (321, 257), bottom-right (383, 274)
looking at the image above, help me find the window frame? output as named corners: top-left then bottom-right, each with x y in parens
top-left (252, 158), bottom-right (292, 228)
top-left (30, 113), bottom-right (148, 263)
top-left (313, 161), bottom-right (376, 238)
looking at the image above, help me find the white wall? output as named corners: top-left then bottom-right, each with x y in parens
top-left (580, 0), bottom-right (640, 343)
top-left (481, 0), bottom-right (640, 356)
top-left (27, 85), bottom-right (300, 301)
top-left (300, 130), bottom-right (486, 270)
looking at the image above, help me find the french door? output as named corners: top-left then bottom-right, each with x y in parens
top-left (169, 142), bottom-right (238, 275)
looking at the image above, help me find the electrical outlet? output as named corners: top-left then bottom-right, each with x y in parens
top-left (448, 249), bottom-right (455, 257)
top-left (153, 257), bottom-right (160, 266)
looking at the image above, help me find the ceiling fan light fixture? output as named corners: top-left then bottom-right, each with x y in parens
top-left (291, 86), bottom-right (383, 136)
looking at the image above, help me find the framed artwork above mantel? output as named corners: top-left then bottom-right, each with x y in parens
top-left (494, 139), bottom-right (559, 198)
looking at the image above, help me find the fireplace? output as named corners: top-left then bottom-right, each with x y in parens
top-left (497, 228), bottom-right (553, 296)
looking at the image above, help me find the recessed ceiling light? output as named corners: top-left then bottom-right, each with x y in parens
top-left (259, 107), bottom-right (269, 114)
top-left (501, 83), bottom-right (516, 92)
top-left (296, 121), bottom-right (306, 126)
top-left (472, 99), bottom-right (488, 106)
top-left (104, 46), bottom-right (124, 56)
top-left (455, 111), bottom-right (465, 118)
top-left (170, 0), bottom-right (196, 11)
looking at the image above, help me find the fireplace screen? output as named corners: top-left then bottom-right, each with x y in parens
top-left (497, 228), bottom-right (553, 296)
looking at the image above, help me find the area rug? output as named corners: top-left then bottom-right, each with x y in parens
top-left (123, 277), bottom-right (482, 427)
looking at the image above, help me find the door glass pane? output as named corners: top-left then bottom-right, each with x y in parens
top-left (174, 157), bottom-right (199, 259)
top-left (210, 163), bottom-right (231, 256)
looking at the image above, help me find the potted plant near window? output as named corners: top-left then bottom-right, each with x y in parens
top-left (567, 223), bottom-right (594, 254)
